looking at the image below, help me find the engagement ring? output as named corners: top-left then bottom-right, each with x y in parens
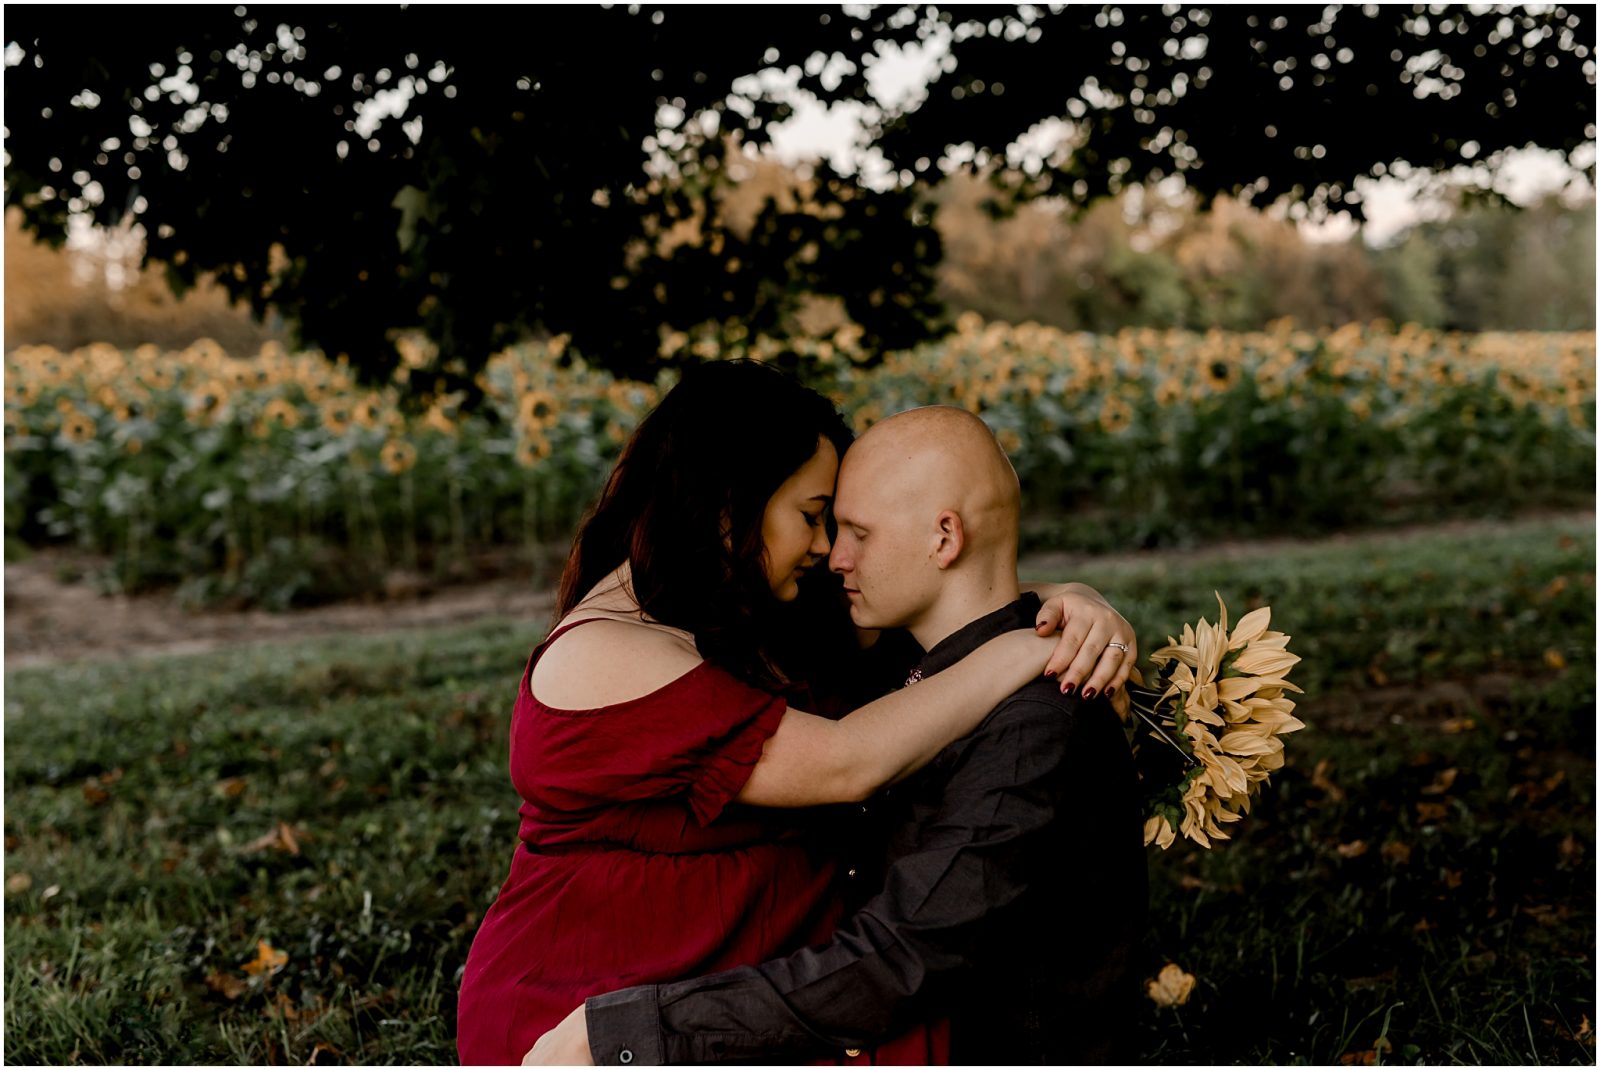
top-left (1107, 642), bottom-right (1130, 652)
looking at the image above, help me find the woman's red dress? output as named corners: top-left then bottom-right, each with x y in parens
top-left (456, 619), bottom-right (948, 1065)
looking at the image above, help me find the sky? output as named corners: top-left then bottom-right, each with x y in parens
top-left (752, 30), bottom-right (1595, 246)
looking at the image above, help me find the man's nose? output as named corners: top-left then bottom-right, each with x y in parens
top-left (829, 540), bottom-right (850, 574)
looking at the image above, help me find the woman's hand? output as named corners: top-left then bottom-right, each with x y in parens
top-left (522, 1004), bottom-right (594, 1066)
top-left (1030, 582), bottom-right (1138, 698)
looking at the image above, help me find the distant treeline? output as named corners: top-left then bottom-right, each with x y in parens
top-left (5, 169), bottom-right (1593, 357)
top-left (929, 173), bottom-right (1596, 335)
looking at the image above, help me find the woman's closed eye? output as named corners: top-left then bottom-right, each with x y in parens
top-left (802, 509), bottom-right (825, 528)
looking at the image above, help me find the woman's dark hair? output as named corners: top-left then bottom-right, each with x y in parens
top-left (555, 360), bottom-right (856, 692)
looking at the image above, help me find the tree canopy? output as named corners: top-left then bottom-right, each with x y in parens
top-left (5, 4), bottom-right (1594, 400)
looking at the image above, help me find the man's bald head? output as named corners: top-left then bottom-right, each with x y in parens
top-left (840, 405), bottom-right (1022, 562)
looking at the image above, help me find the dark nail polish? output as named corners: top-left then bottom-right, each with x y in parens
top-left (1082, 686), bottom-right (1096, 699)
top-left (1044, 669), bottom-right (1056, 678)
top-left (1062, 683), bottom-right (1075, 696)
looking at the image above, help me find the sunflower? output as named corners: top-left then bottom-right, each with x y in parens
top-left (320, 400), bottom-right (353, 436)
top-left (515, 433), bottom-right (553, 468)
top-left (380, 439), bottom-right (418, 475)
top-left (61, 408), bottom-right (96, 444)
top-left (518, 390), bottom-right (560, 430)
top-left (352, 395), bottom-right (381, 429)
top-left (1099, 393), bottom-right (1134, 435)
top-left (186, 381), bottom-right (231, 425)
top-left (262, 398), bottom-right (302, 429)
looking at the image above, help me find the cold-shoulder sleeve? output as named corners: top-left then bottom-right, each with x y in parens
top-left (511, 661), bottom-right (789, 827)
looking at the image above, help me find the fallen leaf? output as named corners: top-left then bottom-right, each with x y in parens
top-left (1312, 759), bottom-right (1346, 802)
top-left (1443, 868), bottom-right (1464, 889)
top-left (1559, 834), bottom-right (1585, 868)
top-left (1416, 801), bottom-right (1449, 823)
top-left (205, 970), bottom-right (247, 1000)
top-left (1511, 770), bottom-right (1568, 805)
top-left (241, 822), bottom-right (304, 857)
top-left (1420, 768), bottom-right (1459, 795)
top-left (1146, 963), bottom-right (1195, 1007)
top-left (214, 777), bottom-right (248, 799)
top-left (306, 1041), bottom-right (342, 1065)
top-left (1336, 840), bottom-right (1369, 859)
top-left (1344, 970), bottom-right (1396, 992)
top-left (1522, 903), bottom-right (1562, 926)
top-left (1368, 664), bottom-right (1389, 686)
top-left (1440, 718), bottom-right (1476, 734)
top-left (1544, 649), bottom-right (1568, 670)
top-left (1413, 917), bottom-right (1435, 933)
top-left (82, 782), bottom-right (110, 806)
top-left (241, 939), bottom-right (288, 977)
top-left (1543, 575), bottom-right (1569, 599)
top-left (1381, 841), bottom-right (1412, 864)
top-left (1339, 1050), bottom-right (1378, 1065)
top-left (7, 873), bottom-right (33, 894)
top-left (1577, 1015), bottom-right (1592, 1043)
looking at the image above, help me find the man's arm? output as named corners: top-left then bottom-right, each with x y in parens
top-left (579, 696), bottom-right (1081, 1065)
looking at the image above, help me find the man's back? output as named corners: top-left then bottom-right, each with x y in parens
top-left (857, 603), bottom-right (1148, 1063)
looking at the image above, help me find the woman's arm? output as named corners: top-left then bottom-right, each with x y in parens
top-left (1022, 581), bottom-right (1139, 697)
top-left (736, 628), bottom-right (1056, 808)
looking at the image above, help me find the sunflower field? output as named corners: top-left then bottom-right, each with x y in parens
top-left (5, 317), bottom-right (1594, 608)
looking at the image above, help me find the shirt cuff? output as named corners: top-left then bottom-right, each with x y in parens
top-left (585, 986), bottom-right (665, 1066)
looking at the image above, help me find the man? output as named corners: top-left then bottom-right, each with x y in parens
top-left (529, 406), bottom-right (1148, 1065)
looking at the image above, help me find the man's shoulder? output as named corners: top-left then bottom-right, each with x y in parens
top-left (940, 679), bottom-right (1130, 771)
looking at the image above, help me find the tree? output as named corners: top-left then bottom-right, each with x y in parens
top-left (5, 5), bottom-right (1593, 400)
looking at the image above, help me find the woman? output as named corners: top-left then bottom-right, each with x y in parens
top-left (456, 361), bottom-right (1136, 1065)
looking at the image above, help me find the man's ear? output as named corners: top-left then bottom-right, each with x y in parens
top-left (932, 510), bottom-right (965, 570)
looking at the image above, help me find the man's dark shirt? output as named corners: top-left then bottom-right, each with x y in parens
top-left (584, 593), bottom-right (1149, 1065)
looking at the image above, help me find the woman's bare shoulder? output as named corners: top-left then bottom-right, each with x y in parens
top-left (528, 616), bottom-right (704, 710)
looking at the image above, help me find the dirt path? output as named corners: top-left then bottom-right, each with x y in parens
top-left (5, 509), bottom-right (1591, 671)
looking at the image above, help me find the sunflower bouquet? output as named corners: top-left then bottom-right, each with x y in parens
top-left (1114, 593), bottom-right (1306, 849)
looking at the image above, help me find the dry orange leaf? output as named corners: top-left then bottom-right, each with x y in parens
top-left (241, 939), bottom-right (288, 977)
top-left (1339, 1050), bottom-right (1378, 1065)
top-left (215, 777), bottom-right (248, 799)
top-left (1544, 648), bottom-right (1568, 670)
top-left (1381, 840), bottom-right (1413, 865)
top-left (1145, 963), bottom-right (1196, 1008)
top-left (1312, 759), bottom-right (1346, 802)
top-left (1559, 834), bottom-right (1585, 868)
top-left (205, 970), bottom-right (247, 1000)
top-left (1420, 767), bottom-right (1458, 795)
top-left (1416, 801), bottom-right (1449, 823)
top-left (1440, 717), bottom-right (1476, 734)
top-left (241, 822), bottom-right (303, 856)
top-left (1335, 840), bottom-right (1368, 859)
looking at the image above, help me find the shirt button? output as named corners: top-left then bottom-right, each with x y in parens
top-left (619, 1050), bottom-right (634, 1064)
top-left (845, 1049), bottom-right (862, 1058)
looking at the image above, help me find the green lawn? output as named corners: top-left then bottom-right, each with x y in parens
top-left (6, 515), bottom-right (1594, 1064)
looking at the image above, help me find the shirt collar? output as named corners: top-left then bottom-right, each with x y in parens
top-left (913, 592), bottom-right (1044, 682)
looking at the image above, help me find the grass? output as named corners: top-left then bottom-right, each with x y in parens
top-left (5, 514), bottom-right (1595, 1064)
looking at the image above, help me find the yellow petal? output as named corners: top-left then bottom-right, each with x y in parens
top-left (1214, 591), bottom-right (1230, 639)
top-left (1232, 647), bottom-right (1303, 676)
top-left (1228, 605), bottom-right (1272, 649)
top-left (1219, 731), bottom-right (1279, 756)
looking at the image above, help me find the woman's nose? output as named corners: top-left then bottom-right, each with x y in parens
top-left (810, 525), bottom-right (832, 557)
